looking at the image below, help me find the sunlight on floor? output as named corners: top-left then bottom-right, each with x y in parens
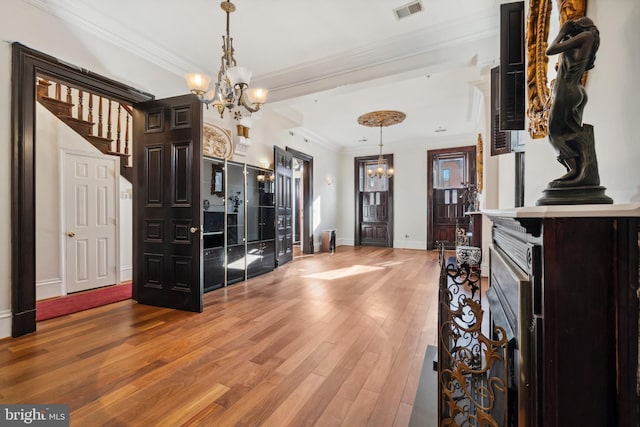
top-left (374, 260), bottom-right (406, 267)
top-left (302, 264), bottom-right (385, 280)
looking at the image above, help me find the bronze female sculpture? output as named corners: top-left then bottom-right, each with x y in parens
top-left (537, 16), bottom-right (612, 205)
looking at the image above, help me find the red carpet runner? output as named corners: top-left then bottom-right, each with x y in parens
top-left (36, 282), bottom-right (132, 321)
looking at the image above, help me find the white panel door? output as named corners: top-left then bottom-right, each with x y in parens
top-left (64, 152), bottom-right (117, 293)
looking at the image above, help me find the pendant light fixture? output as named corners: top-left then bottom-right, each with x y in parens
top-left (357, 110), bottom-right (406, 178)
top-left (185, 1), bottom-right (268, 118)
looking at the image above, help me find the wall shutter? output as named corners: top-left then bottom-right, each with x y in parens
top-left (500, 1), bottom-right (525, 131)
top-left (491, 66), bottom-right (512, 156)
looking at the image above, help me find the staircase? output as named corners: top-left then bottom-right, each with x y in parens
top-left (36, 79), bottom-right (134, 182)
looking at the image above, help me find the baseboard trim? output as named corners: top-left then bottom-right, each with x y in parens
top-left (337, 238), bottom-right (354, 247)
top-left (0, 309), bottom-right (12, 340)
top-left (394, 240), bottom-right (427, 250)
top-left (36, 278), bottom-right (63, 301)
top-left (120, 265), bottom-right (133, 282)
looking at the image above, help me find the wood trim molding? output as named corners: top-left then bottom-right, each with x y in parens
top-left (10, 43), bottom-right (153, 337)
top-left (526, 0), bottom-right (587, 139)
top-left (285, 147), bottom-right (314, 254)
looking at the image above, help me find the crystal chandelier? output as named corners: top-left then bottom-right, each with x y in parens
top-left (370, 124), bottom-right (394, 178)
top-left (357, 110), bottom-right (406, 179)
top-left (184, 1), bottom-right (268, 118)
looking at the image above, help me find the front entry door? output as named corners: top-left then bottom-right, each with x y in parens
top-left (63, 151), bottom-right (117, 293)
top-left (432, 188), bottom-right (465, 248)
top-left (132, 94), bottom-right (203, 312)
top-left (427, 146), bottom-right (476, 249)
top-left (274, 146), bottom-right (293, 266)
top-left (355, 155), bottom-right (394, 247)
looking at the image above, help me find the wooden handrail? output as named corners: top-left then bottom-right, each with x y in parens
top-left (36, 77), bottom-right (134, 164)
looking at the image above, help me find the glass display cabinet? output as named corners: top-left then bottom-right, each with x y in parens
top-left (202, 157), bottom-right (275, 291)
top-left (246, 165), bottom-right (276, 278)
top-left (225, 161), bottom-right (246, 285)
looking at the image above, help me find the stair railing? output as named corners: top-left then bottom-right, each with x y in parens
top-left (37, 78), bottom-right (133, 168)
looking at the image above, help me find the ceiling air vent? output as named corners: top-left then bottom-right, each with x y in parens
top-left (393, 1), bottom-right (424, 20)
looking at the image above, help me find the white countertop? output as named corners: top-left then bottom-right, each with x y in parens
top-left (482, 203), bottom-right (640, 218)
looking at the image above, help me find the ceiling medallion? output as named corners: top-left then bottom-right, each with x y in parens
top-left (357, 110), bottom-right (406, 127)
top-left (357, 110), bottom-right (406, 179)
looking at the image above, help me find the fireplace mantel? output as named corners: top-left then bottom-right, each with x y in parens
top-left (486, 211), bottom-right (639, 426)
top-left (483, 202), bottom-right (640, 219)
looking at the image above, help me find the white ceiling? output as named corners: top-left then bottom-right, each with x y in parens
top-left (32, 0), bottom-right (506, 149)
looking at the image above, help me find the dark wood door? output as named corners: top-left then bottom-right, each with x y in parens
top-left (360, 190), bottom-right (389, 246)
top-left (427, 146), bottom-right (476, 249)
top-left (432, 188), bottom-right (465, 248)
top-left (354, 155), bottom-right (393, 247)
top-left (133, 94), bottom-right (203, 312)
top-left (287, 147), bottom-right (315, 255)
top-left (274, 146), bottom-right (293, 266)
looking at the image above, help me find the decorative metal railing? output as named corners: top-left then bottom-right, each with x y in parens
top-left (437, 243), bottom-right (509, 426)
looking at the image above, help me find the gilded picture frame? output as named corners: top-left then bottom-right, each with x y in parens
top-left (526, 0), bottom-right (587, 139)
top-left (476, 133), bottom-right (483, 194)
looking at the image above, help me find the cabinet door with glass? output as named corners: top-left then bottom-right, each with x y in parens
top-left (246, 166), bottom-right (276, 278)
top-left (225, 161), bottom-right (246, 284)
top-left (202, 157), bottom-right (225, 292)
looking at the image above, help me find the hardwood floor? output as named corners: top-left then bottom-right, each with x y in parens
top-left (0, 246), bottom-right (440, 426)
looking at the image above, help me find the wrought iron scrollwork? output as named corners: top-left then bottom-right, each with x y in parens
top-left (437, 243), bottom-right (509, 426)
top-left (446, 260), bottom-right (482, 300)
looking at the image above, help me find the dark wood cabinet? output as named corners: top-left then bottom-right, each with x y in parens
top-left (485, 206), bottom-right (639, 426)
top-left (247, 241), bottom-right (276, 278)
top-left (203, 247), bottom-right (224, 292)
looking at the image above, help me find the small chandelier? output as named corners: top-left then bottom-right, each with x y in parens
top-left (357, 110), bottom-right (406, 179)
top-left (184, 1), bottom-right (268, 118)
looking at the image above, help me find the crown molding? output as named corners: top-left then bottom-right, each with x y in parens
top-left (253, 11), bottom-right (498, 97)
top-left (25, 0), bottom-right (200, 76)
top-left (288, 127), bottom-right (342, 152)
top-left (26, 0), bottom-right (498, 103)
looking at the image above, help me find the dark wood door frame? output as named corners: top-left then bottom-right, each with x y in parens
top-left (427, 146), bottom-right (476, 250)
top-left (286, 147), bottom-right (314, 255)
top-left (10, 43), bottom-right (153, 337)
top-left (354, 154), bottom-right (394, 247)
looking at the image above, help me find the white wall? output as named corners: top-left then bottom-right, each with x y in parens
top-left (517, 0), bottom-right (640, 206)
top-left (35, 103), bottom-right (64, 300)
top-left (119, 176), bottom-right (133, 282)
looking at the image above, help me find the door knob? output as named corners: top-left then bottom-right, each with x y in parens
top-left (190, 226), bottom-right (199, 234)
top-left (67, 231), bottom-right (75, 237)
